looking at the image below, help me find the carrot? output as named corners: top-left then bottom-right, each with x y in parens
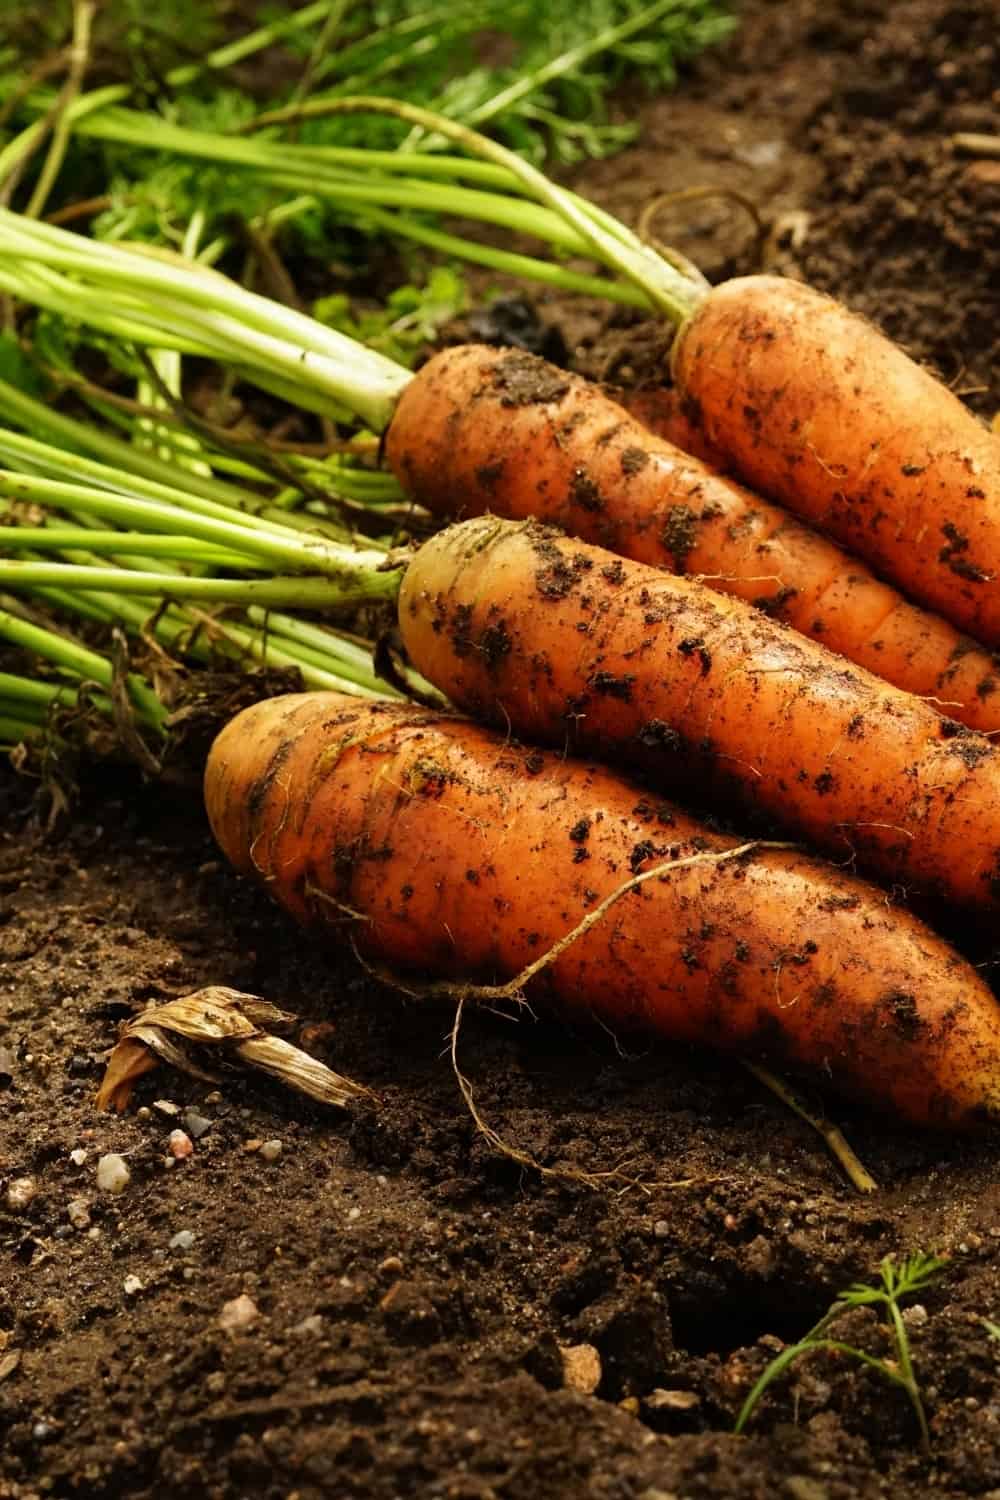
top-left (385, 344), bottom-right (1000, 735)
top-left (397, 515), bottom-right (1000, 913)
top-left (283, 98), bottom-right (1000, 650)
top-left (670, 276), bottom-right (1000, 646)
top-left (614, 383), bottom-right (730, 469)
top-left (204, 690), bottom-right (1000, 1129)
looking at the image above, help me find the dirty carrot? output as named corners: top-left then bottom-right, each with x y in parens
top-left (386, 344), bottom-right (1000, 734)
top-left (284, 99), bottom-right (1000, 647)
top-left (669, 274), bottom-right (1000, 647)
top-left (397, 516), bottom-right (1000, 913)
top-left (204, 691), bottom-right (1000, 1130)
top-left (8, 209), bottom-right (1000, 721)
top-left (615, 382), bottom-right (729, 469)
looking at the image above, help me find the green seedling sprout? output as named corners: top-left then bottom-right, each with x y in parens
top-left (735, 1251), bottom-right (947, 1454)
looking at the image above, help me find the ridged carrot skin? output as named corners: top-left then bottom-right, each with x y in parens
top-left (385, 344), bottom-right (1000, 734)
top-left (671, 275), bottom-right (1000, 646)
top-left (616, 384), bottom-right (729, 469)
top-left (205, 691), bottom-right (1000, 1128)
top-left (397, 516), bottom-right (1000, 913)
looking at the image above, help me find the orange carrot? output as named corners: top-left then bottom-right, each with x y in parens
top-left (385, 344), bottom-right (1000, 734)
top-left (205, 691), bottom-right (1000, 1128)
top-left (671, 275), bottom-right (1000, 646)
top-left (615, 383), bottom-right (729, 469)
top-left (397, 516), bottom-right (1000, 913)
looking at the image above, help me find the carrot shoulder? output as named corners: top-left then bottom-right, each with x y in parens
top-left (398, 516), bottom-right (1000, 912)
top-left (672, 275), bottom-right (1000, 646)
top-left (385, 344), bottom-right (1000, 734)
top-left (205, 691), bottom-right (1000, 1128)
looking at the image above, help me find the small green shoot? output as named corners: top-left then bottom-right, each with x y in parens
top-left (735, 1251), bottom-right (947, 1454)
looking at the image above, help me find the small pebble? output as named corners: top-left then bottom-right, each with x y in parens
top-left (136, 1107), bottom-right (152, 1123)
top-left (560, 1343), bottom-right (602, 1395)
top-left (153, 1100), bottom-right (180, 1118)
top-left (291, 1314), bottom-right (324, 1338)
top-left (69, 1149), bottom-right (87, 1168)
top-left (204, 1091), bottom-right (223, 1105)
top-left (903, 1303), bottom-right (928, 1326)
top-left (183, 1110), bottom-right (212, 1140)
top-left (123, 1275), bottom-right (143, 1297)
top-left (218, 1294), bottom-right (258, 1333)
top-left (169, 1229), bottom-right (196, 1252)
top-left (5, 1177), bottom-right (37, 1212)
top-left (347, 1206), bottom-right (361, 1221)
top-left (644, 1389), bottom-right (700, 1412)
top-left (259, 1140), bottom-right (282, 1163)
top-left (168, 1130), bottom-right (194, 1160)
top-left (379, 1255), bottom-right (404, 1277)
top-left (96, 1154), bottom-right (131, 1194)
top-left (653, 1220), bottom-right (670, 1239)
top-left (67, 1198), bottom-right (91, 1230)
top-left (244, 1138), bottom-right (263, 1153)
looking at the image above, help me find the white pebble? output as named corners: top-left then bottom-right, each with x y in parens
top-left (5, 1177), bottom-right (37, 1212)
top-left (183, 1110), bottom-right (212, 1140)
top-left (347, 1206), bottom-right (361, 1221)
top-left (123, 1275), bottom-right (143, 1297)
top-left (168, 1130), bottom-right (193, 1160)
top-left (67, 1197), bottom-right (91, 1230)
top-left (69, 1149), bottom-right (87, 1167)
top-left (96, 1154), bottom-right (131, 1194)
top-left (291, 1314), bottom-right (324, 1338)
top-left (170, 1229), bottom-right (196, 1252)
top-left (258, 1139), bottom-right (282, 1163)
top-left (218, 1294), bottom-right (258, 1332)
top-left (154, 1099), bottom-right (180, 1117)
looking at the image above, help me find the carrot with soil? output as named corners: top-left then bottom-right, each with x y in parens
top-left (6, 212), bottom-right (997, 732)
top-left (205, 691), bottom-right (1000, 1130)
top-left (386, 343), bottom-right (1000, 734)
top-left (267, 98), bottom-right (1000, 648)
top-left (397, 515), bottom-right (1000, 914)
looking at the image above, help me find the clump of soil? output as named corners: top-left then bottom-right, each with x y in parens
top-left (3, 3), bottom-right (1000, 1498)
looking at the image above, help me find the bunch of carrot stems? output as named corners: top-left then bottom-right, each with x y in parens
top-left (0, 363), bottom-right (420, 753)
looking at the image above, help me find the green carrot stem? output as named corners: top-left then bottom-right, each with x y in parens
top-left (334, 202), bottom-right (649, 308)
top-left (0, 375), bottom-right (275, 510)
top-left (0, 602), bottom-right (165, 727)
top-left (274, 97), bottom-right (705, 323)
top-left (0, 468), bottom-right (386, 575)
top-left (42, 101), bottom-right (528, 189)
top-left (446, 0), bottom-right (697, 132)
top-left (0, 209), bottom-right (410, 419)
top-left (0, 712), bottom-right (41, 742)
top-left (0, 561), bottom-right (400, 610)
top-left (0, 671), bottom-right (78, 708)
top-left (164, 0), bottom-right (338, 91)
top-left (24, 0), bottom-right (97, 220)
top-left (0, 527), bottom-right (255, 566)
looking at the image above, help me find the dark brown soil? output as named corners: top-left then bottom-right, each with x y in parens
top-left (3, 2), bottom-right (1000, 1497)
